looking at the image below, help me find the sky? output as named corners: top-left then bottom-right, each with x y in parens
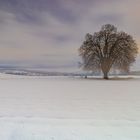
top-left (0, 0), bottom-right (140, 72)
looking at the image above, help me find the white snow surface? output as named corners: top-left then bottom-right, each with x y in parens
top-left (0, 73), bottom-right (140, 140)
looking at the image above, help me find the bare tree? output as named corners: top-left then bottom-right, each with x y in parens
top-left (79, 24), bottom-right (138, 79)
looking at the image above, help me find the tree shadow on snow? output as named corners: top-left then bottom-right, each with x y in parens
top-left (80, 76), bottom-right (140, 81)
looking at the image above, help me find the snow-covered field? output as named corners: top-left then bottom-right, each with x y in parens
top-left (0, 73), bottom-right (140, 140)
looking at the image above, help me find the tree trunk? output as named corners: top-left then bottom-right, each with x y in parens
top-left (103, 72), bottom-right (109, 79)
top-left (101, 58), bottom-right (110, 79)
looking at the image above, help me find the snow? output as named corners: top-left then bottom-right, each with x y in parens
top-left (0, 73), bottom-right (140, 140)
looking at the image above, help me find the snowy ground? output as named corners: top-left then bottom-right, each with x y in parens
top-left (0, 74), bottom-right (140, 140)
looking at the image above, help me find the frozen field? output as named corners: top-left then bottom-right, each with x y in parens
top-left (0, 74), bottom-right (140, 140)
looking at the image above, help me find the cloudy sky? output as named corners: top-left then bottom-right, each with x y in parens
top-left (0, 0), bottom-right (140, 71)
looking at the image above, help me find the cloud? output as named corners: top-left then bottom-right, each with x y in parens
top-left (0, 10), bottom-right (80, 69)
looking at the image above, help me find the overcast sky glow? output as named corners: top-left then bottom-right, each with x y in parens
top-left (0, 0), bottom-right (140, 71)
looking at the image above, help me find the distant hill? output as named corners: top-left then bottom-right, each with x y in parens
top-left (0, 67), bottom-right (140, 76)
top-left (129, 71), bottom-right (140, 75)
top-left (0, 67), bottom-right (87, 76)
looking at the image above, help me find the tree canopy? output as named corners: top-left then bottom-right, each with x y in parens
top-left (79, 24), bottom-right (138, 79)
